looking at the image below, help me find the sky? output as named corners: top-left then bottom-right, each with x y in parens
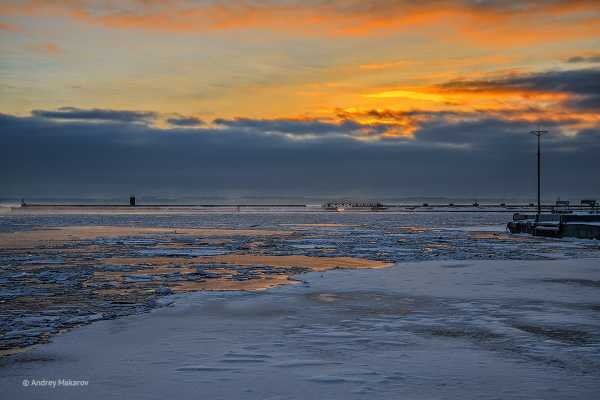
top-left (1, 0), bottom-right (599, 201)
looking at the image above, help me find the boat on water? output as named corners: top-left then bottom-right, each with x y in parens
top-left (322, 200), bottom-right (387, 212)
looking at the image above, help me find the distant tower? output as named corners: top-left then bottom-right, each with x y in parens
top-left (129, 196), bottom-right (136, 207)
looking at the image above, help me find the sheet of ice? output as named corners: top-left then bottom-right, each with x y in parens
top-left (2, 259), bottom-right (599, 399)
top-left (3, 212), bottom-right (600, 354)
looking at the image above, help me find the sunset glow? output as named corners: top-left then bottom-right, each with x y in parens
top-left (1, 0), bottom-right (599, 198)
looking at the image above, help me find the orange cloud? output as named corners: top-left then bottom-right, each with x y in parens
top-left (343, 65), bottom-right (600, 137)
top-left (364, 90), bottom-right (457, 104)
top-left (1, 0), bottom-right (598, 44)
top-left (336, 104), bottom-right (600, 141)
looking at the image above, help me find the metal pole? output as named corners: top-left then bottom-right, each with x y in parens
top-left (530, 129), bottom-right (548, 217)
top-left (537, 134), bottom-right (541, 215)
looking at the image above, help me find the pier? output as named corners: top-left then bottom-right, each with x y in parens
top-left (507, 211), bottom-right (600, 240)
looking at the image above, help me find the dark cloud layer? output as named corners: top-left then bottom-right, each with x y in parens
top-left (567, 54), bottom-right (600, 64)
top-left (31, 107), bottom-right (158, 124)
top-left (443, 68), bottom-right (600, 93)
top-left (167, 115), bottom-right (204, 127)
top-left (440, 68), bottom-right (600, 111)
top-left (1, 111), bottom-right (598, 200)
top-left (213, 117), bottom-right (389, 138)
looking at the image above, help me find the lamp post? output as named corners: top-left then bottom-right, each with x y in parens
top-left (530, 128), bottom-right (548, 216)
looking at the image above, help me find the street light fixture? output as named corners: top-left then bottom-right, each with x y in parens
top-left (530, 128), bottom-right (548, 217)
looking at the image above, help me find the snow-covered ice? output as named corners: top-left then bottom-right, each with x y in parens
top-left (2, 258), bottom-right (599, 399)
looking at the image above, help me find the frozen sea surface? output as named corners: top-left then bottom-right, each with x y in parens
top-left (2, 258), bottom-right (600, 399)
top-left (1, 211), bottom-right (600, 398)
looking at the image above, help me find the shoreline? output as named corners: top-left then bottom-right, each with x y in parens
top-left (3, 204), bottom-right (571, 215)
